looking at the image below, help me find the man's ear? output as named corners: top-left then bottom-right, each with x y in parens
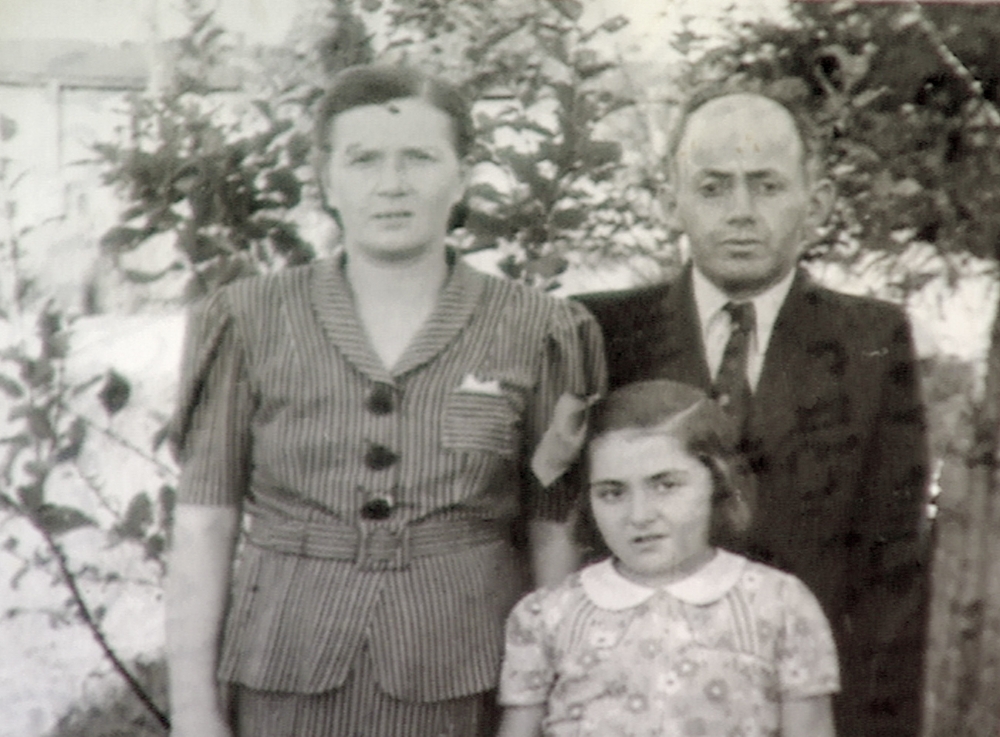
top-left (806, 176), bottom-right (836, 230)
top-left (661, 180), bottom-right (681, 232)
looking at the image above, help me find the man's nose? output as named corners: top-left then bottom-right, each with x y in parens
top-left (726, 181), bottom-right (756, 223)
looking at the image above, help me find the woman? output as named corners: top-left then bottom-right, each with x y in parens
top-left (166, 65), bottom-right (606, 737)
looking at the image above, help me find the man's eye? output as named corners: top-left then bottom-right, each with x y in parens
top-left (755, 179), bottom-right (784, 195)
top-left (698, 181), bottom-right (725, 197)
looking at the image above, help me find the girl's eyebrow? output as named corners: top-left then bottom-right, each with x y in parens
top-left (646, 470), bottom-right (687, 484)
top-left (588, 479), bottom-right (624, 490)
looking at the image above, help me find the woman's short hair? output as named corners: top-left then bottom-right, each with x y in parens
top-left (314, 64), bottom-right (474, 160)
top-left (575, 379), bottom-right (756, 558)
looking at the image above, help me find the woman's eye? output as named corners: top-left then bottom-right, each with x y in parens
top-left (347, 152), bottom-right (379, 166)
top-left (405, 149), bottom-right (437, 163)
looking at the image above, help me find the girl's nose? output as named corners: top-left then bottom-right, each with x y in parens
top-left (627, 489), bottom-right (658, 526)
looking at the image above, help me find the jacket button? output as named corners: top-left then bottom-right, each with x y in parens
top-left (365, 443), bottom-right (398, 470)
top-left (367, 384), bottom-right (394, 415)
top-left (360, 497), bottom-right (393, 519)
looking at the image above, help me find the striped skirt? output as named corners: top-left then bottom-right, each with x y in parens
top-left (234, 644), bottom-right (499, 737)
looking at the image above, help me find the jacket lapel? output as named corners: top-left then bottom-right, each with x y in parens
top-left (391, 259), bottom-right (485, 378)
top-left (750, 269), bottom-right (833, 446)
top-left (309, 253), bottom-right (486, 384)
top-left (658, 265), bottom-right (712, 390)
top-left (310, 255), bottom-right (393, 384)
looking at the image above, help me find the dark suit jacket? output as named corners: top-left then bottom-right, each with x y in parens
top-left (576, 266), bottom-right (931, 737)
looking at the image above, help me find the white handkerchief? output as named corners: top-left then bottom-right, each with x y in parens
top-left (457, 374), bottom-right (504, 396)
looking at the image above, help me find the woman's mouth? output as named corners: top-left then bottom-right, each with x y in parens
top-left (373, 210), bottom-right (413, 221)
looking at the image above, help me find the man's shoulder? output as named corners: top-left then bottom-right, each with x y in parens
top-left (794, 277), bottom-right (911, 335)
top-left (572, 280), bottom-right (673, 309)
top-left (572, 281), bottom-right (674, 329)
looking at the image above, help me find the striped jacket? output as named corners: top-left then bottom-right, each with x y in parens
top-left (173, 254), bottom-right (606, 700)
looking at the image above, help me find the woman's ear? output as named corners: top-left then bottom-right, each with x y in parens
top-left (452, 157), bottom-right (473, 208)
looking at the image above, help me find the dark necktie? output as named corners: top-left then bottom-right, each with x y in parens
top-left (713, 301), bottom-right (756, 431)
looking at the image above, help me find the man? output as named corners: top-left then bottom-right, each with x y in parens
top-left (578, 89), bottom-right (931, 737)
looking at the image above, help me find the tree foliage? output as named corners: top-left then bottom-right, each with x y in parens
top-left (681, 2), bottom-right (1000, 268)
top-left (96, 0), bottom-right (668, 296)
top-left (380, 0), bottom-right (667, 284)
top-left (95, 8), bottom-right (322, 299)
top-left (0, 307), bottom-right (173, 728)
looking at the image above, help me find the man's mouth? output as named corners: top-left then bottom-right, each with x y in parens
top-left (373, 211), bottom-right (413, 221)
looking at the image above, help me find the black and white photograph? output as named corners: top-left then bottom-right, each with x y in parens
top-left (0, 1), bottom-right (998, 735)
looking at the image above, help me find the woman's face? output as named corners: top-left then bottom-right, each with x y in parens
top-left (321, 97), bottom-right (466, 263)
top-left (588, 430), bottom-right (714, 588)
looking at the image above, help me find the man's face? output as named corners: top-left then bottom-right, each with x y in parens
top-left (667, 94), bottom-right (833, 299)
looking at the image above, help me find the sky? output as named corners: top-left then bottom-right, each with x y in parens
top-left (0, 0), bottom-right (792, 55)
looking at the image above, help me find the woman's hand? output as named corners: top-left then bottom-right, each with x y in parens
top-left (166, 504), bottom-right (240, 737)
top-left (530, 393), bottom-right (599, 487)
top-left (170, 710), bottom-right (234, 737)
top-left (496, 704), bottom-right (545, 737)
top-left (781, 694), bottom-right (837, 737)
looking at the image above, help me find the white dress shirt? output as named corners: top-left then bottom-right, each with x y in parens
top-left (691, 266), bottom-right (796, 390)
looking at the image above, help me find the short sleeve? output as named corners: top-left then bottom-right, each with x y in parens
top-left (526, 299), bottom-right (608, 520)
top-left (777, 575), bottom-right (841, 699)
top-left (498, 590), bottom-right (557, 706)
top-left (170, 288), bottom-right (254, 507)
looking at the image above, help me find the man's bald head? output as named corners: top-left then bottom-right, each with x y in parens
top-left (663, 88), bottom-right (835, 300)
top-left (668, 88), bottom-right (824, 182)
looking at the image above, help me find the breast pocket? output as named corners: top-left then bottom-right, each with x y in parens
top-left (442, 389), bottom-right (522, 459)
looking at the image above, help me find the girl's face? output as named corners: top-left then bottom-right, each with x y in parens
top-left (321, 97), bottom-right (466, 263)
top-left (588, 430), bottom-right (714, 588)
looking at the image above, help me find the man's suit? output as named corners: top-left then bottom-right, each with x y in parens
top-left (577, 265), bottom-right (931, 737)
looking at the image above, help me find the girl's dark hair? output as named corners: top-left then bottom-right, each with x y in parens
top-left (314, 64), bottom-right (474, 160)
top-left (575, 379), bottom-right (756, 558)
top-left (313, 64), bottom-right (473, 230)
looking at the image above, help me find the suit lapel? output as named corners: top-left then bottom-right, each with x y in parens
top-left (750, 270), bottom-right (833, 445)
top-left (657, 265), bottom-right (712, 390)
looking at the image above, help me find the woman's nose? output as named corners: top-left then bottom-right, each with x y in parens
top-left (376, 156), bottom-right (411, 194)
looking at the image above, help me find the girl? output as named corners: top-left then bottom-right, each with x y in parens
top-left (498, 380), bottom-right (839, 737)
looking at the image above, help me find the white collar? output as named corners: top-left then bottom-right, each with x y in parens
top-left (691, 264), bottom-right (796, 353)
top-left (580, 549), bottom-right (746, 611)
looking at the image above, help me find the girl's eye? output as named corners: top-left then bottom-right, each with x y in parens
top-left (652, 478), bottom-right (680, 494)
top-left (592, 486), bottom-right (625, 503)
